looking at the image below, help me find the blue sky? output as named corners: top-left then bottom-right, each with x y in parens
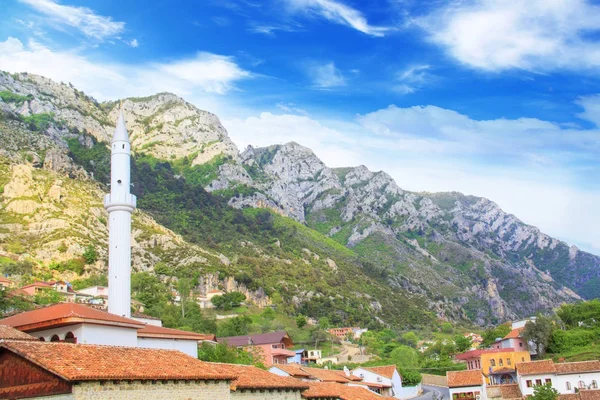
top-left (0, 0), bottom-right (599, 254)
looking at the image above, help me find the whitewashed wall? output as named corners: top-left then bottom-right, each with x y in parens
top-left (137, 337), bottom-right (198, 358)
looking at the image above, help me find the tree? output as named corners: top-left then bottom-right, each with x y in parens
top-left (389, 345), bottom-right (420, 369)
top-left (482, 324), bottom-right (511, 347)
top-left (34, 289), bottom-right (63, 305)
top-left (217, 315), bottom-right (252, 337)
top-left (177, 278), bottom-right (194, 318)
top-left (82, 245), bottom-right (98, 264)
top-left (402, 331), bottom-right (419, 348)
top-left (523, 316), bottom-right (554, 356)
top-left (198, 342), bottom-right (255, 365)
top-left (296, 315), bottom-right (307, 328)
top-left (454, 334), bottom-right (472, 353)
top-left (531, 383), bottom-right (558, 400)
top-left (211, 292), bottom-right (246, 311)
top-left (318, 317), bottom-right (331, 330)
top-left (441, 322), bottom-right (453, 334)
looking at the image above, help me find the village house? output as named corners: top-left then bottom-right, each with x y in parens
top-left (328, 327), bottom-right (367, 340)
top-left (301, 381), bottom-right (389, 400)
top-left (447, 369), bottom-right (485, 400)
top-left (14, 281), bottom-right (55, 296)
top-left (219, 331), bottom-right (296, 366)
top-left (351, 365), bottom-right (415, 399)
top-left (0, 276), bottom-right (15, 290)
top-left (516, 359), bottom-right (600, 396)
top-left (0, 340), bottom-right (237, 400)
top-left (0, 302), bottom-right (209, 357)
top-left (464, 332), bottom-right (484, 350)
top-left (455, 347), bottom-right (531, 385)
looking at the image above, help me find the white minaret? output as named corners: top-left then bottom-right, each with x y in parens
top-left (104, 107), bottom-right (136, 318)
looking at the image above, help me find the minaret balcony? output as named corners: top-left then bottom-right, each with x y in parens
top-left (104, 193), bottom-right (137, 212)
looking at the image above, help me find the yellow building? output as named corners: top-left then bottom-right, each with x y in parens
top-left (456, 348), bottom-right (531, 385)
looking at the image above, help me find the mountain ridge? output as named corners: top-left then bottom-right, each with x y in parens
top-left (0, 71), bottom-right (598, 327)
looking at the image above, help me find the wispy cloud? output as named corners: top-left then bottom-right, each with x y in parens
top-left (127, 38), bottom-right (139, 48)
top-left (576, 94), bottom-right (600, 127)
top-left (19, 0), bottom-right (125, 40)
top-left (414, 0), bottom-right (600, 72)
top-left (393, 65), bottom-right (434, 94)
top-left (248, 23), bottom-right (301, 36)
top-left (283, 0), bottom-right (391, 37)
top-left (0, 37), bottom-right (252, 99)
top-left (308, 62), bottom-right (346, 89)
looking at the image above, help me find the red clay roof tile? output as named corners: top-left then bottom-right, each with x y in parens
top-left (208, 363), bottom-right (309, 391)
top-left (136, 324), bottom-right (213, 341)
top-left (516, 360), bottom-right (556, 375)
top-left (302, 382), bottom-right (387, 400)
top-left (362, 365), bottom-right (397, 379)
top-left (301, 367), bottom-right (351, 383)
top-left (1, 341), bottom-right (236, 381)
top-left (0, 325), bottom-right (37, 341)
top-left (0, 303), bottom-right (144, 331)
top-left (274, 364), bottom-right (313, 378)
top-left (555, 361), bottom-right (600, 375)
top-left (447, 370), bottom-right (483, 388)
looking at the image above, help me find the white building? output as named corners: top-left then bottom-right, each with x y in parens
top-left (447, 370), bottom-right (486, 400)
top-left (516, 359), bottom-right (600, 396)
top-left (352, 365), bottom-right (413, 399)
top-left (104, 108), bottom-right (136, 319)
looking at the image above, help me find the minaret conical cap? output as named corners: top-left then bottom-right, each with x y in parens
top-left (112, 107), bottom-right (129, 143)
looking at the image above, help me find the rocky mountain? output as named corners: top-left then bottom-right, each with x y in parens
top-left (0, 71), bottom-right (598, 327)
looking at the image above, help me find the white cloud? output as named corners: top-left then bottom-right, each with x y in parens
top-left (308, 62), bottom-right (346, 88)
top-left (415, 0), bottom-right (600, 71)
top-left (127, 39), bottom-right (139, 48)
top-left (19, 0), bottom-right (125, 40)
top-left (576, 94), bottom-right (600, 127)
top-left (283, 0), bottom-right (391, 37)
top-left (224, 112), bottom-right (362, 167)
top-left (392, 65), bottom-right (434, 94)
top-left (0, 37), bottom-right (252, 109)
top-left (223, 103), bottom-right (600, 254)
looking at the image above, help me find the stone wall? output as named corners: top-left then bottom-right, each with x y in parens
top-left (232, 389), bottom-right (303, 400)
top-left (69, 380), bottom-right (230, 400)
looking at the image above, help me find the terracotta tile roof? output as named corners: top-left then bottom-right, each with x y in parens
top-left (301, 367), bottom-right (351, 383)
top-left (137, 324), bottom-right (214, 341)
top-left (362, 365), bottom-right (397, 379)
top-left (504, 328), bottom-right (524, 339)
top-left (274, 363), bottom-right (313, 378)
top-left (218, 331), bottom-right (293, 347)
top-left (486, 384), bottom-right (523, 399)
top-left (0, 325), bottom-right (37, 341)
top-left (0, 303), bottom-right (144, 331)
top-left (302, 382), bottom-right (387, 400)
top-left (447, 370), bottom-right (483, 388)
top-left (456, 348), bottom-right (516, 360)
top-left (208, 363), bottom-right (309, 391)
top-left (579, 390), bottom-right (600, 400)
top-left (555, 361), bottom-right (600, 375)
top-left (0, 277), bottom-right (14, 283)
top-left (333, 370), bottom-right (362, 381)
top-left (516, 360), bottom-right (556, 375)
top-left (0, 341), bottom-right (236, 381)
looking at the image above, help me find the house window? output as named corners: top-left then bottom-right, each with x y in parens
top-left (64, 332), bottom-right (77, 344)
top-left (566, 382), bottom-right (572, 390)
top-left (519, 342), bottom-right (523, 347)
top-left (507, 359), bottom-right (511, 365)
top-left (592, 381), bottom-right (597, 389)
top-left (522, 357), bottom-right (525, 362)
top-left (578, 381), bottom-right (585, 389)
top-left (490, 359), bottom-right (496, 367)
top-left (499, 359), bottom-right (504, 366)
top-left (272, 345), bottom-right (279, 349)
top-left (526, 380), bottom-right (533, 388)
top-left (50, 334), bottom-right (60, 342)
top-left (536, 380), bottom-right (542, 386)
top-left (545, 379), bottom-right (552, 385)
